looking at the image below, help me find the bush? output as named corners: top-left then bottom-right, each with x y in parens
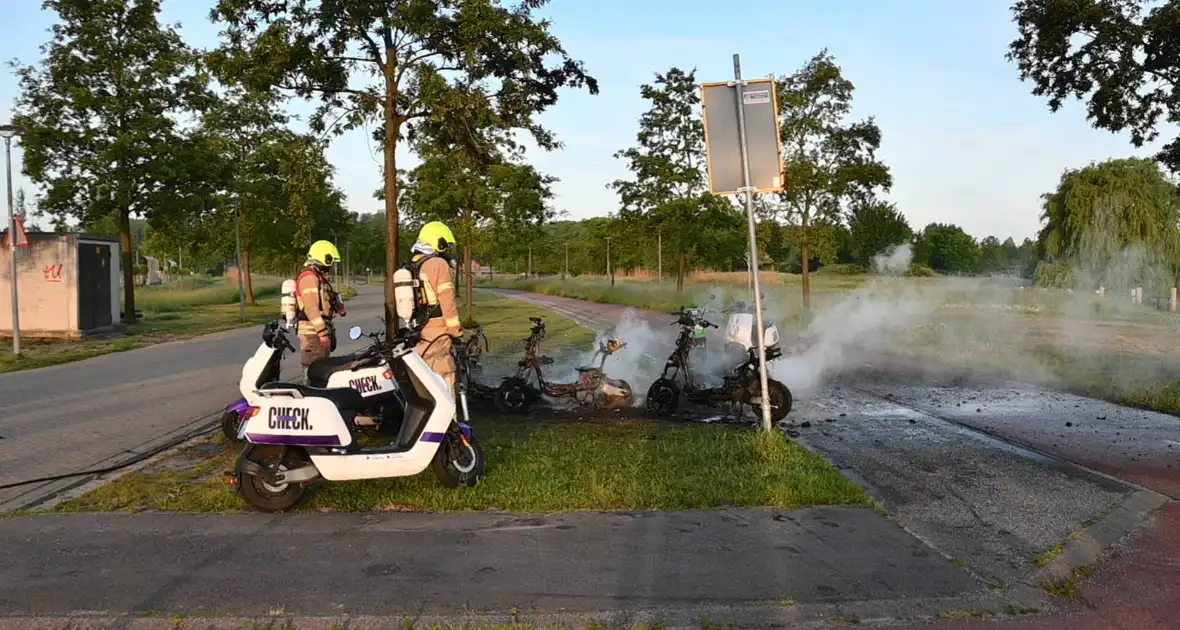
top-left (816, 263), bottom-right (867, 276)
top-left (906, 264), bottom-right (936, 277)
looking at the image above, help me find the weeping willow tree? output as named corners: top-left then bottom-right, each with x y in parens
top-left (1035, 157), bottom-right (1180, 293)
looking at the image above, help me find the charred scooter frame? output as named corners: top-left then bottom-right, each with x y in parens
top-left (232, 324), bottom-right (484, 512)
top-left (645, 303), bottom-right (793, 423)
top-left (494, 317), bottom-right (633, 413)
top-left (452, 325), bottom-right (497, 404)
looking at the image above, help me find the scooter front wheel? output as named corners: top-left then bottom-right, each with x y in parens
top-left (237, 446), bottom-right (308, 512)
top-left (745, 379), bottom-right (793, 423)
top-left (220, 409), bottom-right (245, 443)
top-left (431, 427), bottom-right (485, 488)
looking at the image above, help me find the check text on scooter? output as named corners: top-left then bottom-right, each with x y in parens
top-left (349, 375), bottom-right (381, 394)
top-left (268, 407), bottom-right (313, 430)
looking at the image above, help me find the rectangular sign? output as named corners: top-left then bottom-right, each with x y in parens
top-left (701, 77), bottom-right (784, 196)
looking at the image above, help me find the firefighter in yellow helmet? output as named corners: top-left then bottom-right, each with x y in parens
top-left (409, 221), bottom-right (462, 391)
top-left (295, 240), bottom-right (347, 373)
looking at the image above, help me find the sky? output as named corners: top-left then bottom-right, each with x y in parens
top-left (0, 0), bottom-right (1168, 243)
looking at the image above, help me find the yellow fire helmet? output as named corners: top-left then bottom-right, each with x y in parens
top-left (307, 240), bottom-right (340, 267)
top-left (417, 221), bottom-right (456, 253)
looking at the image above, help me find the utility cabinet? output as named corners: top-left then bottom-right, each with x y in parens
top-left (0, 232), bottom-right (122, 339)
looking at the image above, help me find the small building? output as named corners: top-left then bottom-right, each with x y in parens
top-left (0, 232), bottom-right (122, 339)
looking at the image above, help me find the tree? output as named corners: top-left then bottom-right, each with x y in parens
top-left (11, 0), bottom-right (205, 322)
top-left (914, 223), bottom-right (981, 274)
top-left (1008, 0), bottom-right (1180, 170)
top-left (847, 200), bottom-right (912, 269)
top-left (1035, 157), bottom-right (1180, 291)
top-left (770, 50), bottom-right (892, 308)
top-left (209, 0), bottom-right (598, 336)
top-left (403, 140), bottom-right (557, 321)
top-left (611, 67), bottom-right (738, 291)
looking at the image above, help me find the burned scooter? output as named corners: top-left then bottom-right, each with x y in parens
top-left (494, 317), bottom-right (633, 413)
top-left (645, 302), bottom-right (793, 423)
top-left (453, 325), bottom-right (498, 405)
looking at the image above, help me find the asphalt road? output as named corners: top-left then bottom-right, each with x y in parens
top-left (0, 285), bottom-right (388, 511)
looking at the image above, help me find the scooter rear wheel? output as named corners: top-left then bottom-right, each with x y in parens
top-left (645, 378), bottom-right (680, 415)
top-left (237, 446), bottom-right (308, 512)
top-left (494, 379), bottom-right (533, 414)
top-left (220, 410), bottom-right (245, 443)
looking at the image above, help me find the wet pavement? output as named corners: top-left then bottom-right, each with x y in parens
top-left (846, 356), bottom-right (1180, 500)
top-left (485, 289), bottom-right (1180, 629)
top-left (786, 386), bottom-right (1134, 587)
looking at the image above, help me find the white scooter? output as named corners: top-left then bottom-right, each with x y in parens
top-left (231, 325), bottom-right (485, 512)
top-left (221, 284), bottom-right (403, 442)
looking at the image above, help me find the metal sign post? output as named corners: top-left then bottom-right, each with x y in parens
top-left (701, 55), bottom-right (785, 432)
top-left (1, 125), bottom-right (25, 357)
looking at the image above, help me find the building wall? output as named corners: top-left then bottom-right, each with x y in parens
top-left (0, 235), bottom-right (79, 336)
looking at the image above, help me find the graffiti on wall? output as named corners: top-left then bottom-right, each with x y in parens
top-left (43, 264), bottom-right (63, 283)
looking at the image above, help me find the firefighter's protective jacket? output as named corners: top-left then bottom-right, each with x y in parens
top-left (295, 267), bottom-right (339, 337)
top-left (413, 254), bottom-right (462, 338)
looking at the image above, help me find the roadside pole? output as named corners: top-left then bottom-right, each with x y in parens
top-left (701, 55), bottom-right (786, 432)
top-left (234, 199), bottom-right (246, 323)
top-left (1, 124), bottom-right (24, 356)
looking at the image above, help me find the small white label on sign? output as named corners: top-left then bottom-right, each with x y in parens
top-left (743, 90), bottom-right (770, 105)
top-left (773, 175), bottom-right (781, 188)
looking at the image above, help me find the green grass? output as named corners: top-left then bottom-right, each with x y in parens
top-left (48, 294), bottom-right (870, 514)
top-left (0, 276), bottom-right (358, 373)
top-left (53, 417), bottom-right (870, 514)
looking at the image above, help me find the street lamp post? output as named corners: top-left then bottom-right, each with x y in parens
top-left (605, 236), bottom-right (614, 287)
top-left (1, 124), bottom-right (25, 357)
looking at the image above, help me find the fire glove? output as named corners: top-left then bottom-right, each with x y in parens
top-left (337, 303), bottom-right (347, 317)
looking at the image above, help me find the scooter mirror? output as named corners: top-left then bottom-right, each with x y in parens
top-left (348, 326), bottom-right (363, 340)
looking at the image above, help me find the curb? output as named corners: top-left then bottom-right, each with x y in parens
top-left (0, 591), bottom-right (1035, 630)
top-left (1023, 488), bottom-right (1172, 588)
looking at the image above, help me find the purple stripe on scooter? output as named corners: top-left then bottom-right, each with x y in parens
top-left (228, 399), bottom-right (250, 415)
top-left (246, 434), bottom-right (342, 446)
top-left (420, 432), bottom-right (445, 443)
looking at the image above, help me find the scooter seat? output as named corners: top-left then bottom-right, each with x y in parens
top-left (306, 354), bottom-right (381, 388)
top-left (260, 381), bottom-right (365, 411)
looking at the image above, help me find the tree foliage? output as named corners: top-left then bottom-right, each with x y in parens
top-left (846, 200), bottom-right (912, 268)
top-left (1008, 0), bottom-right (1180, 171)
top-left (769, 50), bottom-right (892, 307)
top-left (208, 0), bottom-right (598, 335)
top-left (402, 116), bottom-right (558, 319)
top-left (610, 67), bottom-right (742, 291)
top-left (10, 0), bottom-right (206, 320)
top-left (1034, 157), bottom-right (1180, 291)
top-left (914, 223), bottom-right (981, 274)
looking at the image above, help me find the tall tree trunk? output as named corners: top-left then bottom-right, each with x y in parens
top-left (801, 212), bottom-right (812, 311)
top-left (120, 209), bottom-right (135, 323)
top-left (464, 240), bottom-right (474, 325)
top-left (382, 49), bottom-right (401, 338)
top-left (243, 250), bottom-right (256, 304)
top-left (676, 249), bottom-right (686, 293)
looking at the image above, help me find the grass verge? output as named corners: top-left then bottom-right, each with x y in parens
top-left (49, 293), bottom-right (870, 514)
top-left (52, 416), bottom-right (871, 513)
top-left (0, 277), bottom-right (358, 373)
